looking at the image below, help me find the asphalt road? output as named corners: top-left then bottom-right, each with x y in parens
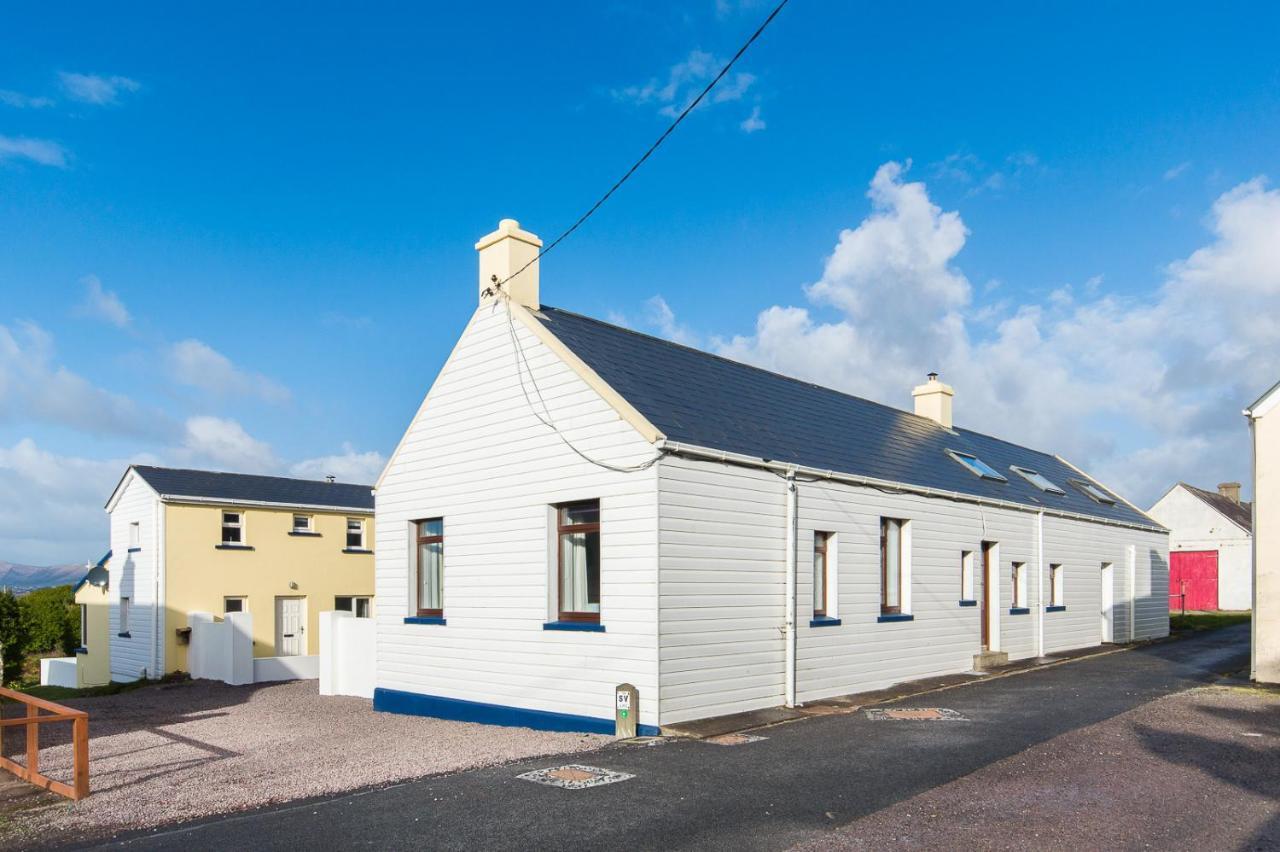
top-left (90, 626), bottom-right (1250, 851)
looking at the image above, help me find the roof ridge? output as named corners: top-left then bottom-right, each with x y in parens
top-left (133, 464), bottom-right (372, 490)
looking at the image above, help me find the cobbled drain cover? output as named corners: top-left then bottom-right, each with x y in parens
top-left (517, 764), bottom-right (635, 789)
top-left (864, 707), bottom-right (966, 721)
top-left (706, 733), bottom-right (768, 745)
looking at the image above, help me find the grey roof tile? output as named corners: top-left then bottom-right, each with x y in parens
top-left (1182, 483), bottom-right (1252, 533)
top-left (130, 466), bottom-right (374, 511)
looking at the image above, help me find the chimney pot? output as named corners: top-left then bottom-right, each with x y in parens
top-left (912, 372), bottom-right (955, 429)
top-left (476, 218), bottom-right (543, 309)
top-left (1218, 481), bottom-right (1241, 503)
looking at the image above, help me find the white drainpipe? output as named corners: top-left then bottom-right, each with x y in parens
top-left (784, 468), bottom-right (798, 708)
top-left (1036, 510), bottom-right (1045, 658)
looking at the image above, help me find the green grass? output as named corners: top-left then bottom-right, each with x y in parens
top-left (1170, 611), bottom-right (1251, 632)
top-left (11, 672), bottom-right (191, 702)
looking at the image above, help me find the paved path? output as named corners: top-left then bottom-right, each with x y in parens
top-left (88, 626), bottom-right (1250, 851)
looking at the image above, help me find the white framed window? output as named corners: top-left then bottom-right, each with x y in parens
top-left (335, 595), bottom-right (373, 618)
top-left (946, 450), bottom-right (1008, 482)
top-left (224, 596), bottom-right (247, 614)
top-left (1012, 562), bottom-right (1028, 608)
top-left (880, 518), bottom-right (911, 615)
top-left (1009, 465), bottom-right (1065, 495)
top-left (960, 550), bottom-right (975, 601)
top-left (79, 604), bottom-right (88, 647)
top-left (813, 531), bottom-right (834, 618)
top-left (1049, 564), bottom-right (1064, 607)
top-left (346, 518), bottom-right (365, 550)
top-left (292, 514), bottom-right (313, 533)
top-left (1068, 479), bottom-right (1116, 505)
top-left (119, 596), bottom-right (131, 634)
top-left (129, 521), bottom-right (141, 549)
top-left (222, 511), bottom-right (244, 544)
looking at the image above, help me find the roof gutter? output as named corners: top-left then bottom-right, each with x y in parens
top-left (655, 440), bottom-right (1166, 534)
top-left (156, 495), bottom-right (374, 514)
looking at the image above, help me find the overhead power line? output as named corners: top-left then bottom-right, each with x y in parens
top-left (487, 0), bottom-right (791, 295)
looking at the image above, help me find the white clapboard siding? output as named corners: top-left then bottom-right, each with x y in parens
top-left (657, 454), bottom-right (1170, 721)
top-left (108, 472), bottom-right (161, 681)
top-left (374, 306), bottom-right (661, 729)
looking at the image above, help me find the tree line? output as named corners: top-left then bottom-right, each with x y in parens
top-left (0, 585), bottom-right (80, 685)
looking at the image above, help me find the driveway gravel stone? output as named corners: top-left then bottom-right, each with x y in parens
top-left (0, 678), bottom-right (606, 848)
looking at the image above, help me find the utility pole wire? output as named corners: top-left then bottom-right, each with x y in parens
top-left (487, 0), bottom-right (791, 294)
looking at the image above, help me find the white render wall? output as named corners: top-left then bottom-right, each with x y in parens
top-left (374, 306), bottom-right (661, 730)
top-left (656, 455), bottom-right (1169, 724)
top-left (1148, 486), bottom-right (1253, 610)
top-left (108, 472), bottom-right (162, 682)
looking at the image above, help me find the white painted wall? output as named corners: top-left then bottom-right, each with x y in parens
top-left (108, 471), bottom-right (161, 681)
top-left (187, 611), bottom-right (254, 685)
top-left (320, 610), bottom-right (375, 698)
top-left (374, 306), bottom-right (661, 730)
top-left (40, 657), bottom-right (77, 688)
top-left (1148, 486), bottom-right (1253, 610)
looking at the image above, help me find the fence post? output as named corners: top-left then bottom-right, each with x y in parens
top-left (25, 702), bottom-right (38, 776)
top-left (72, 715), bottom-right (89, 800)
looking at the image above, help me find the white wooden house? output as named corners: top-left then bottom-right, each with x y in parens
top-left (1147, 482), bottom-right (1253, 611)
top-left (373, 219), bottom-right (1170, 734)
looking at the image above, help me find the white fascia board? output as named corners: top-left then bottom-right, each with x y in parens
top-left (159, 495), bottom-right (373, 514)
top-left (105, 466), bottom-right (159, 513)
top-left (1245, 378), bottom-right (1280, 418)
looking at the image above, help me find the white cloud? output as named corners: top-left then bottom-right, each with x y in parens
top-left (614, 50), bottom-right (755, 118)
top-left (58, 71), bottom-right (140, 106)
top-left (290, 443), bottom-right (386, 485)
top-left (740, 105), bottom-right (766, 133)
top-left (1163, 161), bottom-right (1192, 181)
top-left (0, 321), bottom-right (173, 439)
top-left (76, 274), bottom-right (130, 327)
top-left (178, 416), bottom-right (277, 472)
top-left (168, 339), bottom-right (291, 404)
top-left (645, 296), bottom-right (698, 346)
top-left (0, 135), bottom-right (68, 168)
top-left (931, 151), bottom-right (1043, 196)
top-left (704, 162), bottom-right (1279, 506)
top-left (0, 89), bottom-right (54, 109)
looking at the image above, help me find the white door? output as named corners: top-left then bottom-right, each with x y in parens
top-left (1099, 564), bottom-right (1114, 643)
top-left (275, 596), bottom-right (306, 656)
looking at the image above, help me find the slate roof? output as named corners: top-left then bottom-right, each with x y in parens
top-left (535, 306), bottom-right (1156, 528)
top-left (127, 466), bottom-right (374, 511)
top-left (1182, 483), bottom-right (1253, 533)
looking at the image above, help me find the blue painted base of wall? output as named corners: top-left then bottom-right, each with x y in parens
top-left (958, 599), bottom-right (978, 607)
top-left (1009, 607), bottom-right (1031, 615)
top-left (373, 687), bottom-right (660, 737)
top-left (1045, 605), bottom-right (1067, 612)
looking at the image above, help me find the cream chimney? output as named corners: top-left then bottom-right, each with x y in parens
top-left (476, 218), bottom-right (542, 310)
top-left (912, 372), bottom-right (955, 429)
top-left (1218, 481), bottom-right (1242, 504)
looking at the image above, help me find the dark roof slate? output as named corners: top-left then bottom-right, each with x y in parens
top-left (535, 306), bottom-right (1154, 528)
top-left (1183, 484), bottom-right (1253, 533)
top-left (130, 466), bottom-right (374, 511)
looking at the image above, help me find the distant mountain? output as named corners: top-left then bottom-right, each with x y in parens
top-left (0, 561), bottom-right (86, 594)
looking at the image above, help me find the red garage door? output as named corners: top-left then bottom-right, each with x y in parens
top-left (1170, 551), bottom-right (1219, 611)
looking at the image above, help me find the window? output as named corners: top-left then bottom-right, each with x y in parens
top-left (1010, 465), bottom-right (1065, 495)
top-left (79, 604), bottom-right (87, 647)
top-left (119, 596), bottom-right (131, 634)
top-left (336, 595), bottom-right (373, 618)
top-left (557, 500), bottom-right (601, 622)
top-left (1049, 564), bottom-right (1064, 607)
top-left (960, 550), bottom-right (975, 601)
top-left (813, 532), bottom-right (832, 617)
top-left (346, 518), bottom-right (365, 549)
top-left (292, 514), bottom-right (313, 533)
top-left (880, 518), bottom-right (907, 614)
top-left (946, 450), bottom-right (1008, 482)
top-left (1012, 563), bottom-right (1028, 608)
top-left (415, 518), bottom-right (443, 617)
top-left (222, 511), bottom-right (244, 544)
top-left (1069, 479), bottom-right (1117, 505)
top-left (129, 521), bottom-right (140, 548)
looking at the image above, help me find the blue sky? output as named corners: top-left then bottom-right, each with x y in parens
top-left (3, 1), bottom-right (1279, 565)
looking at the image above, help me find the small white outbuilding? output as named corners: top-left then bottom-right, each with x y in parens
top-left (1147, 482), bottom-right (1253, 611)
top-left (372, 220), bottom-right (1170, 734)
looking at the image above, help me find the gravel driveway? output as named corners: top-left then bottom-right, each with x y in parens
top-left (0, 679), bottom-right (606, 847)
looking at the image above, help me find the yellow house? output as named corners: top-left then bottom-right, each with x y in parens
top-left (72, 552), bottom-right (112, 688)
top-left (1246, 380), bottom-right (1279, 683)
top-left (100, 465), bottom-right (375, 681)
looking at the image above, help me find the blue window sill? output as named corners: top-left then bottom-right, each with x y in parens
top-left (809, 616), bottom-right (842, 627)
top-left (74, 646), bottom-right (89, 655)
top-left (117, 631), bottom-right (131, 638)
top-left (543, 621), bottom-right (605, 632)
top-left (288, 531), bottom-right (321, 537)
top-left (127, 546), bottom-right (142, 553)
top-left (877, 613), bottom-right (914, 623)
top-left (1046, 605), bottom-right (1067, 612)
top-left (215, 544), bottom-right (254, 551)
top-left (404, 616), bottom-right (446, 625)
top-left (1009, 607), bottom-right (1031, 615)
top-left (958, 599), bottom-right (978, 607)
top-left (342, 548), bottom-right (373, 554)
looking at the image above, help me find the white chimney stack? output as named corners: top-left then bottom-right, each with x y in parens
top-left (912, 372), bottom-right (955, 429)
top-left (476, 218), bottom-right (542, 310)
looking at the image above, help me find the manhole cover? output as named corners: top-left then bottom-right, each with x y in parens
top-left (706, 733), bottom-right (768, 746)
top-left (864, 707), bottom-right (966, 721)
top-left (517, 764), bottom-right (635, 789)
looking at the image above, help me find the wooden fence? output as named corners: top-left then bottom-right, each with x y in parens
top-left (0, 687), bottom-right (89, 800)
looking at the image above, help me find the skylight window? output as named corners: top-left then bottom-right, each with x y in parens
top-left (1069, 479), bottom-right (1116, 505)
top-left (1009, 465), bottom-right (1065, 495)
top-left (946, 450), bottom-right (1007, 482)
